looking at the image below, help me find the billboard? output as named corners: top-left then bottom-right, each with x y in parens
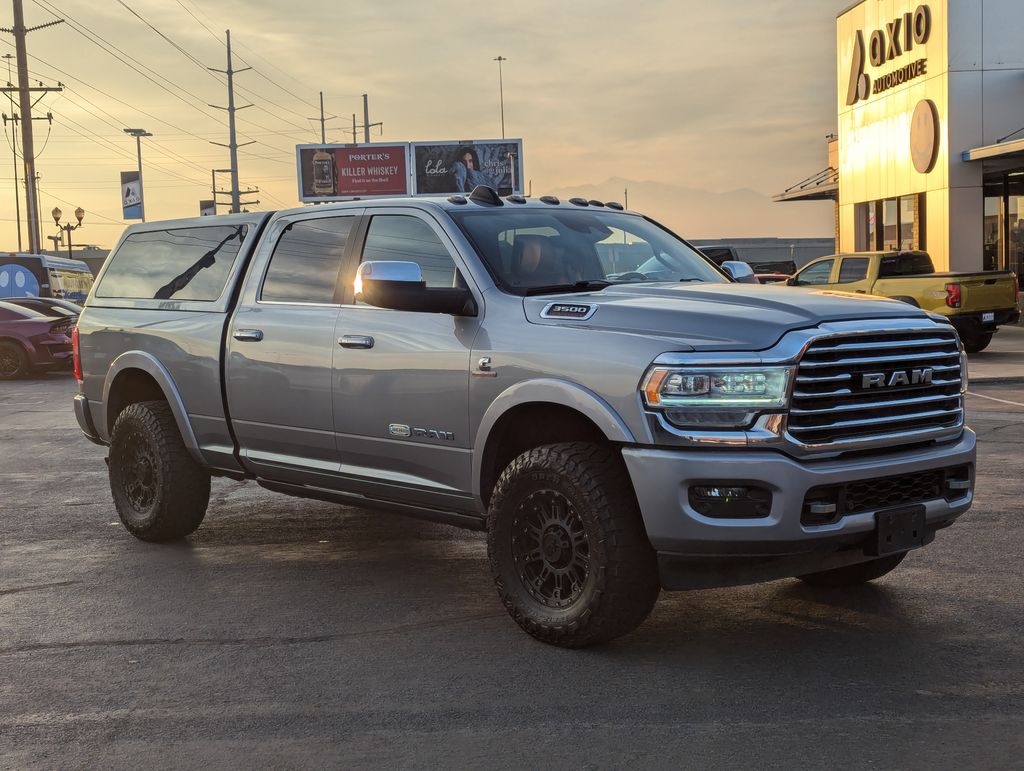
top-left (296, 144), bottom-right (410, 202)
top-left (410, 139), bottom-right (523, 196)
top-left (120, 171), bottom-right (143, 220)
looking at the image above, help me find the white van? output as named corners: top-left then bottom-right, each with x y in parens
top-left (0, 253), bottom-right (95, 304)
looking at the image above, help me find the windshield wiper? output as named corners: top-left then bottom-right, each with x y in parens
top-left (524, 280), bottom-right (613, 296)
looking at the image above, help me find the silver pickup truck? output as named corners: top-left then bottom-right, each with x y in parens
top-left (73, 187), bottom-right (975, 647)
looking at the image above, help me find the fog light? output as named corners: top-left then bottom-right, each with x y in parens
top-left (689, 484), bottom-right (771, 519)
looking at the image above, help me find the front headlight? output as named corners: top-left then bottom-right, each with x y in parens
top-left (640, 366), bottom-right (792, 429)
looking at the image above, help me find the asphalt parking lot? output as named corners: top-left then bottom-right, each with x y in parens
top-left (2, 375), bottom-right (1023, 769)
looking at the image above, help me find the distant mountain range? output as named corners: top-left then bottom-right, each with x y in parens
top-left (546, 177), bottom-right (834, 240)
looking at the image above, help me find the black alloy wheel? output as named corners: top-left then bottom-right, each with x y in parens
top-left (0, 342), bottom-right (28, 380)
top-left (511, 489), bottom-right (591, 609)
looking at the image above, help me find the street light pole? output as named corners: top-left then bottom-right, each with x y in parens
top-left (493, 56), bottom-right (507, 139)
top-left (51, 206), bottom-right (84, 260)
top-left (123, 128), bottom-right (152, 221)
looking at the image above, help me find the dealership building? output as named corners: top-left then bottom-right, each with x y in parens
top-left (777, 0), bottom-right (1024, 277)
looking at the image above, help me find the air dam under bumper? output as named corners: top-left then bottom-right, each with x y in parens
top-left (622, 430), bottom-right (975, 590)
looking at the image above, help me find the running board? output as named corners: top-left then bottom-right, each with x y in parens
top-left (256, 479), bottom-right (487, 532)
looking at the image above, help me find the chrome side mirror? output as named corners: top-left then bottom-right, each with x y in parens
top-left (721, 260), bottom-right (757, 284)
top-left (355, 260), bottom-right (476, 316)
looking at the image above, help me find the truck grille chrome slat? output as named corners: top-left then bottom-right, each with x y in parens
top-left (788, 328), bottom-right (964, 450)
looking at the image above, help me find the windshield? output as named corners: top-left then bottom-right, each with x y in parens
top-left (451, 209), bottom-right (726, 295)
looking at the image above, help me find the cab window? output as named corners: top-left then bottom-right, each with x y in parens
top-left (359, 215), bottom-right (461, 289)
top-left (837, 257), bottom-right (869, 284)
top-left (795, 259), bottom-right (834, 286)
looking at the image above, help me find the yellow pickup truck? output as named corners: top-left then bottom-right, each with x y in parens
top-left (788, 251), bottom-right (1020, 352)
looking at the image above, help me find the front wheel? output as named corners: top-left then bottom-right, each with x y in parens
top-left (961, 331), bottom-right (993, 353)
top-left (797, 552), bottom-right (906, 587)
top-left (109, 400), bottom-right (211, 542)
top-left (487, 442), bottom-right (661, 647)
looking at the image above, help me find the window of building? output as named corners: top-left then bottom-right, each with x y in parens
top-left (899, 196), bottom-right (916, 250)
top-left (96, 225), bottom-right (248, 301)
top-left (982, 171), bottom-right (1024, 276)
top-left (882, 199), bottom-right (899, 250)
top-left (853, 194), bottom-right (926, 252)
top-left (837, 257), bottom-right (869, 283)
top-left (261, 216), bottom-right (353, 304)
top-left (360, 215), bottom-right (459, 288)
top-left (854, 202), bottom-right (876, 252)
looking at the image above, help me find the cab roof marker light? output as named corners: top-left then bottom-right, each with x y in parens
top-left (539, 195), bottom-right (560, 205)
top-left (588, 200), bottom-right (606, 207)
top-left (569, 197), bottom-right (590, 207)
top-left (606, 201), bottom-right (624, 210)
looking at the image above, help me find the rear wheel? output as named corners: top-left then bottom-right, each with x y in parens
top-left (961, 331), bottom-right (993, 353)
top-left (109, 400), bottom-right (210, 541)
top-left (797, 552), bottom-right (906, 587)
top-left (0, 341), bottom-right (28, 380)
top-left (487, 442), bottom-right (660, 647)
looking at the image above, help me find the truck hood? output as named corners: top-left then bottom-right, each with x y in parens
top-left (523, 283), bottom-right (932, 351)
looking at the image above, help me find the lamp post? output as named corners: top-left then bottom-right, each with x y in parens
top-left (493, 56), bottom-right (507, 139)
top-left (52, 206), bottom-right (84, 259)
top-left (123, 128), bottom-right (152, 221)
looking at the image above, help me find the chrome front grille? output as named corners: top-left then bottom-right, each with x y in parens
top-left (788, 328), bottom-right (963, 449)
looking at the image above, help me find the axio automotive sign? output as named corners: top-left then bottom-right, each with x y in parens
top-left (296, 144), bottom-right (410, 202)
top-left (411, 140), bottom-right (523, 196)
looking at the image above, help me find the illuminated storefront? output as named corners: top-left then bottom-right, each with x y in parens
top-left (778, 0), bottom-right (1024, 276)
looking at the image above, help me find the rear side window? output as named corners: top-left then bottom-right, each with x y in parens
top-left (261, 216), bottom-right (354, 303)
top-left (97, 225), bottom-right (248, 301)
top-left (837, 257), bottom-right (869, 283)
top-left (879, 252), bottom-right (934, 277)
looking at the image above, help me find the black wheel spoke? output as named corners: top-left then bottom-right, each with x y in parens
top-left (511, 489), bottom-right (591, 609)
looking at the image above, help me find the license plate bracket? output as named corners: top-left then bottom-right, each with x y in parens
top-left (870, 504), bottom-right (926, 556)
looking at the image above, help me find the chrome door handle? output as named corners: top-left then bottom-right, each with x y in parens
top-left (233, 328), bottom-right (264, 342)
top-left (338, 334), bottom-right (374, 349)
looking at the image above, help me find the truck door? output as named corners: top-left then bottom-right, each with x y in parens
top-left (833, 256), bottom-right (872, 294)
top-left (226, 211), bottom-right (360, 482)
top-left (331, 209), bottom-right (481, 509)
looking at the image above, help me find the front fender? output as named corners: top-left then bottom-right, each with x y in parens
top-left (101, 351), bottom-right (204, 464)
top-left (471, 378), bottom-right (636, 499)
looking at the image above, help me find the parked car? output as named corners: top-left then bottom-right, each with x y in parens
top-left (756, 273), bottom-right (792, 284)
top-left (697, 245), bottom-right (797, 276)
top-left (0, 300), bottom-right (76, 379)
top-left (789, 251), bottom-right (1019, 352)
top-left (74, 191), bottom-right (974, 647)
top-left (0, 253), bottom-right (95, 304)
top-left (4, 297), bottom-right (83, 317)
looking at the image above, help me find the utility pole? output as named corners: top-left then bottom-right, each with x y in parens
top-left (494, 56), bottom-right (507, 139)
top-left (1, 1), bottom-right (63, 253)
top-left (209, 30), bottom-right (258, 213)
top-left (345, 101), bottom-right (381, 145)
top-left (2, 53), bottom-right (20, 250)
top-left (311, 91), bottom-right (336, 144)
top-left (123, 128), bottom-right (151, 221)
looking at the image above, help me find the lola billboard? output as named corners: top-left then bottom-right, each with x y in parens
top-left (296, 144), bottom-right (411, 202)
top-left (410, 140), bottom-right (523, 196)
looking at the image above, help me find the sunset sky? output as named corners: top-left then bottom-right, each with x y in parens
top-left (1, 0), bottom-right (840, 250)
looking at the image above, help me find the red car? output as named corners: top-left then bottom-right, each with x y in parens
top-left (756, 273), bottom-right (792, 284)
top-left (0, 300), bottom-right (77, 379)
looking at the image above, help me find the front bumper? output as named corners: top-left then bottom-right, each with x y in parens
top-left (622, 430), bottom-right (975, 588)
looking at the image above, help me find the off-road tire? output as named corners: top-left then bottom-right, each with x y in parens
top-left (487, 442), bottom-right (660, 647)
top-left (108, 400), bottom-right (210, 542)
top-left (797, 552), bottom-right (907, 587)
top-left (961, 332), bottom-right (993, 354)
top-left (0, 341), bottom-right (29, 380)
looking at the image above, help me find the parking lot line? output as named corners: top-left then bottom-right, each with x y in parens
top-left (967, 391), bottom-right (1024, 408)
